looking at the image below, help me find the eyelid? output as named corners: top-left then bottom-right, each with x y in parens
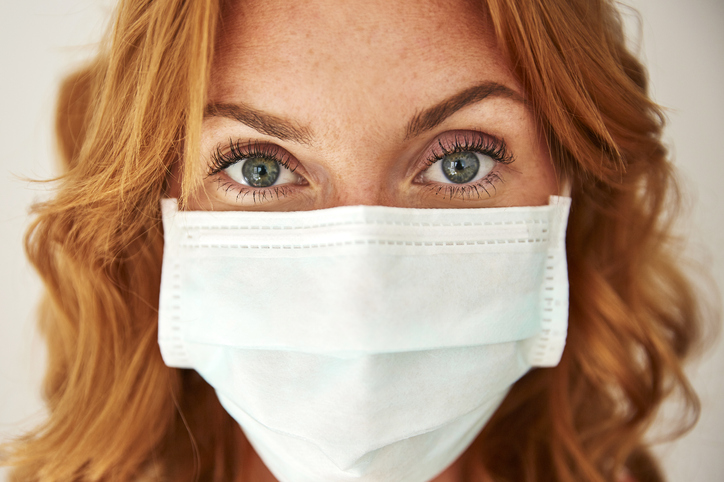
top-left (411, 130), bottom-right (514, 179)
top-left (205, 139), bottom-right (311, 206)
top-left (425, 131), bottom-right (513, 165)
top-left (207, 139), bottom-right (302, 177)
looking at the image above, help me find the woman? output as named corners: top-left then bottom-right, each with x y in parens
top-left (1, 0), bottom-right (704, 480)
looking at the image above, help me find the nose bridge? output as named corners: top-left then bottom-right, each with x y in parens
top-left (319, 133), bottom-right (403, 208)
top-left (329, 177), bottom-right (394, 207)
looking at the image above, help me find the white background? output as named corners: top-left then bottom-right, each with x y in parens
top-left (0, 1), bottom-right (722, 480)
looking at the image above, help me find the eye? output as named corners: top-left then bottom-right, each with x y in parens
top-left (416, 132), bottom-right (514, 187)
top-left (224, 156), bottom-right (301, 187)
top-left (209, 140), bottom-right (305, 189)
top-left (422, 151), bottom-right (496, 184)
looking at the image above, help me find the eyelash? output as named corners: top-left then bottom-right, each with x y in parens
top-left (419, 133), bottom-right (515, 201)
top-left (208, 139), bottom-right (296, 176)
top-left (425, 134), bottom-right (514, 167)
top-left (208, 140), bottom-right (301, 204)
top-left (206, 133), bottom-right (515, 204)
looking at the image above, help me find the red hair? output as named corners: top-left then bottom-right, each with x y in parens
top-left (2, 0), bottom-right (704, 480)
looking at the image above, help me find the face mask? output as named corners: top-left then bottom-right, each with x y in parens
top-left (158, 196), bottom-right (571, 482)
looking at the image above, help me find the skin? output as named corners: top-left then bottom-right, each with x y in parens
top-left (183, 0), bottom-right (559, 212)
top-left (179, 0), bottom-right (560, 479)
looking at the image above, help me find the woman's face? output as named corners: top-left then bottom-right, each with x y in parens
top-left (185, 0), bottom-right (558, 211)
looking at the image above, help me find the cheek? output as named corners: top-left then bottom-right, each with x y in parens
top-left (513, 139), bottom-right (559, 204)
top-left (485, 110), bottom-right (559, 206)
top-left (487, 111), bottom-right (557, 206)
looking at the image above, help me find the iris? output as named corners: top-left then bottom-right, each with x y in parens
top-left (441, 152), bottom-right (480, 184)
top-left (241, 158), bottom-right (280, 187)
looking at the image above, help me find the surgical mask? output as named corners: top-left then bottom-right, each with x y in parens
top-left (158, 196), bottom-right (571, 482)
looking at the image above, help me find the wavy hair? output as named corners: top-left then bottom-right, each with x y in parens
top-left (2, 0), bottom-right (704, 480)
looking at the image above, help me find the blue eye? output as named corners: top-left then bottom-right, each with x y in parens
top-left (442, 152), bottom-right (479, 183)
top-left (439, 151), bottom-right (495, 184)
top-left (224, 156), bottom-right (303, 188)
top-left (209, 140), bottom-right (303, 188)
top-left (419, 133), bottom-right (513, 186)
top-left (240, 157), bottom-right (279, 187)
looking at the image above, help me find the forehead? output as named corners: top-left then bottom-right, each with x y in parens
top-left (210, 0), bottom-right (518, 137)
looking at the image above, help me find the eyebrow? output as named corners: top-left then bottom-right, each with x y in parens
top-left (405, 82), bottom-right (526, 139)
top-left (204, 101), bottom-right (314, 145)
top-left (204, 81), bottom-right (524, 144)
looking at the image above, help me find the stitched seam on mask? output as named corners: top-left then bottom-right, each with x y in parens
top-left (530, 253), bottom-right (557, 365)
top-left (529, 253), bottom-right (565, 366)
top-left (164, 262), bottom-right (191, 366)
top-left (179, 237), bottom-right (549, 249)
top-left (178, 218), bottom-right (549, 230)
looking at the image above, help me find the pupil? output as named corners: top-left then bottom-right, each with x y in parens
top-left (241, 157), bottom-right (280, 187)
top-left (441, 152), bottom-right (480, 184)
